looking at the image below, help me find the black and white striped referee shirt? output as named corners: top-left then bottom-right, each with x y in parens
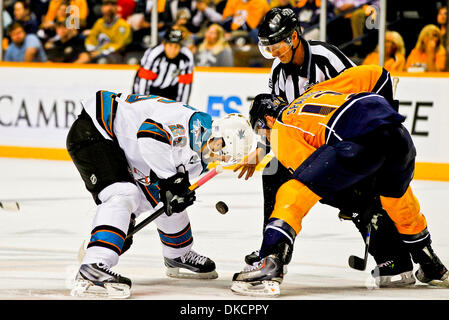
top-left (269, 39), bottom-right (356, 103)
top-left (133, 43), bottom-right (195, 104)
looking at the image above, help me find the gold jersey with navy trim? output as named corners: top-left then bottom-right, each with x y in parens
top-left (271, 65), bottom-right (403, 175)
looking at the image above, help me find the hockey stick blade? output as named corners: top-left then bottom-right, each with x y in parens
top-left (348, 223), bottom-right (371, 271)
top-left (348, 255), bottom-right (367, 271)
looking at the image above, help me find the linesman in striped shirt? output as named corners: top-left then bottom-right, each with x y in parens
top-left (132, 27), bottom-right (194, 104)
top-left (234, 7), bottom-right (415, 286)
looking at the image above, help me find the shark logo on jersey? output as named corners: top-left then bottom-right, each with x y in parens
top-left (190, 119), bottom-right (205, 148)
top-left (188, 112), bottom-right (212, 154)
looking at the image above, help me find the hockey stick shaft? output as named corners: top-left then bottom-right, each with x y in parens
top-left (126, 165), bottom-right (223, 239)
top-left (348, 223), bottom-right (371, 270)
top-left (392, 76), bottom-right (399, 99)
top-left (362, 223), bottom-right (371, 261)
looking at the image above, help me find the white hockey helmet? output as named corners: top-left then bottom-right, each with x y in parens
top-left (209, 113), bottom-right (255, 162)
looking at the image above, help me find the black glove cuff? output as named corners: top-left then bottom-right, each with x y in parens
top-left (159, 171), bottom-right (191, 196)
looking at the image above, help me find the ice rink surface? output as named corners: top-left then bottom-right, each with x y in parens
top-left (0, 158), bottom-right (449, 302)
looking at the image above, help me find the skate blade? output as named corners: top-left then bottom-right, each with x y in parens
top-left (70, 279), bottom-right (131, 299)
top-left (230, 280), bottom-right (280, 297)
top-left (376, 271), bottom-right (416, 288)
top-left (427, 272), bottom-right (449, 288)
top-left (166, 267), bottom-right (218, 279)
top-left (427, 278), bottom-right (449, 288)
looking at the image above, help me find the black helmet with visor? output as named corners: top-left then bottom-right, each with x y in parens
top-left (249, 93), bottom-right (288, 135)
top-left (258, 8), bottom-right (301, 60)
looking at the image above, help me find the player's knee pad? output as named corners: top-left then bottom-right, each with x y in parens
top-left (260, 218), bottom-right (295, 265)
top-left (98, 182), bottom-right (141, 213)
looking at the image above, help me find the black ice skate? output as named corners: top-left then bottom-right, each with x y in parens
top-left (371, 259), bottom-right (416, 287)
top-left (164, 250), bottom-right (218, 279)
top-left (231, 254), bottom-right (284, 297)
top-left (414, 246), bottom-right (449, 288)
top-left (245, 249), bottom-right (289, 276)
top-left (70, 263), bottom-right (132, 298)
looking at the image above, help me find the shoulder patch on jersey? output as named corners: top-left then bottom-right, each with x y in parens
top-left (188, 112), bottom-right (212, 153)
top-left (138, 119), bottom-right (172, 145)
top-left (372, 67), bottom-right (391, 94)
top-left (95, 90), bottom-right (119, 138)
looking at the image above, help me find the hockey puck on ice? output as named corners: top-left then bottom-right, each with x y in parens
top-left (215, 201), bottom-right (228, 214)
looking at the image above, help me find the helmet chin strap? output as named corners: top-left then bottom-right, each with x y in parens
top-left (288, 32), bottom-right (301, 64)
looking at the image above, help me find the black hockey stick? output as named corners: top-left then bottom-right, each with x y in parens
top-left (348, 222), bottom-right (371, 271)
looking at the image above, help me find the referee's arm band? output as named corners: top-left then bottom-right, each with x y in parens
top-left (138, 67), bottom-right (158, 80)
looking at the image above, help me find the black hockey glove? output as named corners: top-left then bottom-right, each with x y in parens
top-left (159, 171), bottom-right (196, 216)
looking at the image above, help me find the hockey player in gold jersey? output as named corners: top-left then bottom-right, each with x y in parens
top-left (231, 65), bottom-right (449, 296)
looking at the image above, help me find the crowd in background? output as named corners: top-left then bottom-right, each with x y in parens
top-left (1, 0), bottom-right (449, 72)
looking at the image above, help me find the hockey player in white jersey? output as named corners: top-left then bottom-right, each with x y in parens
top-left (66, 91), bottom-right (254, 298)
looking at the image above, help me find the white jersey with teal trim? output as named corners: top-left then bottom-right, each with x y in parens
top-left (81, 91), bottom-right (211, 184)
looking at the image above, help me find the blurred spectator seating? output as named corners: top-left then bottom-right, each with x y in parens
top-left (127, 0), bottom-right (172, 49)
top-left (42, 0), bottom-right (89, 29)
top-left (295, 0), bottom-right (336, 41)
top-left (30, 0), bottom-right (51, 24)
top-left (85, 0), bottom-right (132, 64)
top-left (436, 5), bottom-right (447, 48)
top-left (117, 0), bottom-right (136, 20)
top-left (191, 0), bottom-right (227, 35)
top-left (38, 0), bottom-right (72, 41)
top-left (329, 0), bottom-right (378, 58)
top-left (194, 23), bottom-right (234, 66)
top-left (3, 9), bottom-right (13, 30)
top-left (4, 22), bottom-right (47, 62)
top-left (13, 1), bottom-right (40, 34)
top-left (363, 30), bottom-right (406, 72)
top-left (221, 0), bottom-right (270, 44)
top-left (45, 20), bottom-right (90, 63)
top-left (405, 24), bottom-right (446, 72)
